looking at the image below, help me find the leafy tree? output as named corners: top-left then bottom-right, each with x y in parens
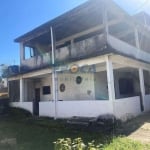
top-left (0, 64), bottom-right (9, 78)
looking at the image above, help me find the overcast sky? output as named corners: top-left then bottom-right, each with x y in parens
top-left (0, 0), bottom-right (150, 65)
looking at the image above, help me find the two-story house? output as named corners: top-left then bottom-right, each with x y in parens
top-left (8, 0), bottom-right (150, 121)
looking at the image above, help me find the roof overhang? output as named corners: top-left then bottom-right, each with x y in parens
top-left (14, 0), bottom-right (127, 45)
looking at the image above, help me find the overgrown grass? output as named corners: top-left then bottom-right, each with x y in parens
top-left (0, 108), bottom-right (149, 150)
top-left (104, 137), bottom-right (150, 150)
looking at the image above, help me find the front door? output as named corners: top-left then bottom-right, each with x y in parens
top-left (33, 88), bottom-right (40, 116)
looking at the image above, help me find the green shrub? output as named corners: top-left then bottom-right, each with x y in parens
top-left (54, 138), bottom-right (103, 150)
top-left (54, 137), bottom-right (150, 150)
top-left (104, 137), bottom-right (144, 150)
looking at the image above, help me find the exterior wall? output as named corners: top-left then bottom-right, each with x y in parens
top-left (34, 77), bottom-right (53, 101)
top-left (39, 101), bottom-right (55, 117)
top-left (10, 102), bottom-right (33, 114)
top-left (33, 73), bottom-right (95, 101)
top-left (39, 101), bottom-right (113, 118)
top-left (57, 73), bottom-right (95, 100)
top-left (20, 34), bottom-right (106, 71)
top-left (108, 35), bottom-right (150, 63)
top-left (71, 34), bottom-right (105, 58)
top-left (114, 96), bottom-right (141, 121)
top-left (21, 52), bottom-right (51, 71)
top-left (10, 97), bottom-right (145, 120)
top-left (144, 95), bottom-right (150, 112)
top-left (9, 54), bottom-right (150, 120)
top-left (55, 46), bottom-right (70, 62)
top-left (94, 71), bottom-right (108, 100)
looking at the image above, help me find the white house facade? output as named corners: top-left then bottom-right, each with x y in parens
top-left (8, 0), bottom-right (150, 121)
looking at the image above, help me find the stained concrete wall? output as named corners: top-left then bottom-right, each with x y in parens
top-left (25, 71), bottom-right (108, 101)
top-left (114, 96), bottom-right (141, 121)
top-left (57, 73), bottom-right (95, 100)
top-left (94, 71), bottom-right (108, 100)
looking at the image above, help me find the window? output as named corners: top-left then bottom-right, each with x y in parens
top-left (24, 46), bottom-right (35, 59)
top-left (42, 86), bottom-right (51, 95)
top-left (119, 78), bottom-right (134, 95)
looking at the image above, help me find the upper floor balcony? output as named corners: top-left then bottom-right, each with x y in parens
top-left (15, 0), bottom-right (150, 73)
top-left (20, 33), bottom-right (107, 72)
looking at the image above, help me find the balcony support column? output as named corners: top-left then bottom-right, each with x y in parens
top-left (20, 78), bottom-right (24, 102)
top-left (20, 42), bottom-right (25, 65)
top-left (50, 27), bottom-right (58, 120)
top-left (139, 68), bottom-right (145, 111)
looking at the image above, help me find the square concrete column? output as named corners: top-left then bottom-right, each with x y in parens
top-left (20, 42), bottom-right (25, 65)
top-left (139, 68), bottom-right (145, 111)
top-left (106, 56), bottom-right (115, 101)
top-left (20, 78), bottom-right (24, 102)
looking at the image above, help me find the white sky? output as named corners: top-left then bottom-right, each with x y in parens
top-left (114, 0), bottom-right (150, 15)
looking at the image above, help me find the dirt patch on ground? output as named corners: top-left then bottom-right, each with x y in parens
top-left (119, 112), bottom-right (150, 143)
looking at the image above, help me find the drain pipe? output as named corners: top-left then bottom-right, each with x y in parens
top-left (50, 26), bottom-right (58, 120)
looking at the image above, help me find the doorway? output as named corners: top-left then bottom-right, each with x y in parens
top-left (33, 88), bottom-right (40, 116)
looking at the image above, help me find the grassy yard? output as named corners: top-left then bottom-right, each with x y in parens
top-left (0, 108), bottom-right (150, 150)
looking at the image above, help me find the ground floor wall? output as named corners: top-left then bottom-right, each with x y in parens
top-left (144, 95), bottom-right (150, 112)
top-left (21, 68), bottom-right (142, 102)
top-left (8, 55), bottom-right (150, 121)
top-left (114, 96), bottom-right (141, 121)
top-left (10, 95), bottom-right (150, 121)
top-left (11, 102), bottom-right (33, 114)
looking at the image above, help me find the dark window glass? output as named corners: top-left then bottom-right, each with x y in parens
top-left (119, 78), bottom-right (134, 95)
top-left (43, 86), bottom-right (51, 95)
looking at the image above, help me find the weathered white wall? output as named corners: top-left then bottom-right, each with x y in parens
top-left (57, 73), bottom-right (95, 100)
top-left (10, 97), bottom-right (144, 120)
top-left (10, 102), bottom-right (33, 114)
top-left (39, 101), bottom-right (113, 118)
top-left (94, 71), bottom-right (108, 100)
top-left (114, 96), bottom-right (141, 121)
top-left (21, 52), bottom-right (51, 70)
top-left (144, 95), bottom-right (150, 112)
top-left (55, 46), bottom-right (70, 62)
top-left (28, 72), bottom-right (96, 101)
top-left (39, 77), bottom-right (53, 101)
top-left (27, 73), bottom-right (96, 101)
top-left (108, 35), bottom-right (150, 63)
top-left (39, 101), bottom-right (55, 117)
